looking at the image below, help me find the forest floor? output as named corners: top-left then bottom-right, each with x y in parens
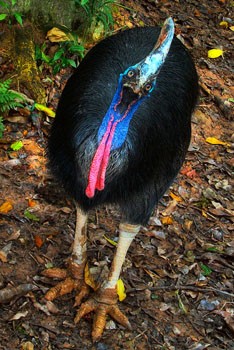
top-left (0, 0), bottom-right (233, 349)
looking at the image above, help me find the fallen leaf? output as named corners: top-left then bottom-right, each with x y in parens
top-left (84, 263), bottom-right (96, 289)
top-left (10, 140), bottom-right (23, 151)
top-left (183, 219), bottom-right (193, 232)
top-left (23, 140), bottom-right (43, 155)
top-left (230, 26), bottom-right (234, 31)
top-left (0, 250), bottom-right (8, 263)
top-left (103, 234), bottom-right (117, 246)
top-left (169, 192), bottom-right (182, 202)
top-left (175, 290), bottom-right (188, 314)
top-left (161, 216), bottom-right (173, 225)
top-left (117, 278), bottom-right (126, 301)
top-left (205, 137), bottom-right (230, 147)
top-left (0, 201), bottom-right (13, 214)
top-left (21, 341), bottom-right (34, 350)
top-left (34, 235), bottom-right (44, 248)
top-left (219, 21), bottom-right (228, 28)
top-left (10, 310), bottom-right (28, 321)
top-left (24, 209), bottom-right (40, 222)
top-left (34, 103), bottom-right (55, 117)
top-left (46, 27), bottom-right (72, 42)
top-left (207, 48), bottom-right (223, 58)
top-left (28, 199), bottom-right (37, 207)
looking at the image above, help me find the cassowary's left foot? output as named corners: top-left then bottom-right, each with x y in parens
top-left (42, 259), bottom-right (89, 306)
top-left (74, 287), bottom-right (131, 342)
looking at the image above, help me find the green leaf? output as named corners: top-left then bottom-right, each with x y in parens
top-left (24, 209), bottom-right (40, 222)
top-left (11, 0), bottom-right (17, 6)
top-left (52, 49), bottom-right (64, 62)
top-left (206, 246), bottom-right (220, 252)
top-left (67, 59), bottom-right (77, 68)
top-left (10, 140), bottom-right (23, 151)
top-left (0, 116), bottom-right (4, 138)
top-left (41, 52), bottom-right (50, 63)
top-left (200, 262), bottom-right (212, 276)
top-left (0, 1), bottom-right (9, 8)
top-left (0, 13), bottom-right (7, 21)
top-left (228, 98), bottom-right (234, 103)
top-left (175, 290), bottom-right (188, 314)
top-left (81, 0), bottom-right (89, 5)
top-left (14, 12), bottom-right (23, 26)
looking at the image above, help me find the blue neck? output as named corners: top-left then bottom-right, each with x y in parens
top-left (98, 75), bottom-right (146, 150)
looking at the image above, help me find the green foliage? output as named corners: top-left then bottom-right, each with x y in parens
top-left (0, 79), bottom-right (26, 138)
top-left (35, 40), bottom-right (85, 75)
top-left (74, 0), bottom-right (120, 39)
top-left (0, 116), bottom-right (4, 138)
top-left (0, 79), bottom-right (25, 113)
top-left (0, 0), bottom-right (23, 26)
top-left (200, 262), bottom-right (212, 276)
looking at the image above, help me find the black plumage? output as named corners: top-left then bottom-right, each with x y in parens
top-left (49, 26), bottom-right (198, 225)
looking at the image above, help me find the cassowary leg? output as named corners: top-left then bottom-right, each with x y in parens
top-left (42, 207), bottom-right (89, 304)
top-left (74, 223), bottom-right (140, 342)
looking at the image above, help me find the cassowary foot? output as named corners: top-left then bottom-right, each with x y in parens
top-left (42, 259), bottom-right (89, 305)
top-left (74, 288), bottom-right (131, 342)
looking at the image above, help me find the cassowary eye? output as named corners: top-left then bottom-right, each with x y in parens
top-left (127, 70), bottom-right (135, 78)
top-left (145, 83), bottom-right (152, 91)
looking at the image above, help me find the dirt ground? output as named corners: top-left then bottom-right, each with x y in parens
top-left (0, 0), bottom-right (233, 349)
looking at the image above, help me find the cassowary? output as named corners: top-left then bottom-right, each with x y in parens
top-left (44, 18), bottom-right (198, 341)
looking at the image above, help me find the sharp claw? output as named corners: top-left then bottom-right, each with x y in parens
top-left (110, 305), bottom-right (132, 330)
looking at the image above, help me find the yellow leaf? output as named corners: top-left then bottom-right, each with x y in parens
top-left (84, 263), bottom-right (96, 289)
top-left (219, 21), bottom-right (228, 28)
top-left (117, 279), bottom-right (126, 301)
top-left (0, 201), bottom-right (13, 214)
top-left (169, 191), bottom-right (182, 202)
top-left (205, 137), bottom-right (230, 147)
top-left (161, 216), bottom-right (173, 225)
top-left (230, 26), bottom-right (234, 31)
top-left (202, 210), bottom-right (207, 218)
top-left (208, 48), bottom-right (223, 59)
top-left (46, 27), bottom-right (72, 42)
top-left (103, 234), bottom-right (117, 246)
top-left (34, 103), bottom-right (55, 117)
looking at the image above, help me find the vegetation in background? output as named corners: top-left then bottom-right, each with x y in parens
top-left (0, 0), bottom-right (23, 26)
top-left (0, 79), bottom-right (26, 137)
top-left (74, 0), bottom-right (120, 40)
top-left (35, 33), bottom-right (85, 75)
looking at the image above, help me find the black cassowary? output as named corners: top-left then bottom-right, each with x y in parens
top-left (44, 18), bottom-right (198, 341)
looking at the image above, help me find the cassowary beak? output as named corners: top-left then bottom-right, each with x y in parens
top-left (123, 17), bottom-right (175, 95)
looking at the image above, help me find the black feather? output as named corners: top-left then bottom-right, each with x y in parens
top-left (49, 26), bottom-right (198, 225)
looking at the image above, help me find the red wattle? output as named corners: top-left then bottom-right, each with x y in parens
top-left (85, 116), bottom-right (116, 198)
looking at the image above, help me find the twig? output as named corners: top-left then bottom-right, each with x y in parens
top-left (128, 285), bottom-right (234, 298)
top-left (199, 79), bottom-right (233, 120)
top-left (0, 283), bottom-right (38, 304)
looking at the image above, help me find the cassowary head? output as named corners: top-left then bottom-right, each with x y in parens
top-left (86, 17), bottom-right (175, 198)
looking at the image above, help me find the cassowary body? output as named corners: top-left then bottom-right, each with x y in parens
top-left (45, 19), bottom-right (198, 341)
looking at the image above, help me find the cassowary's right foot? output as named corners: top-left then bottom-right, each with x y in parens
top-left (42, 259), bottom-right (89, 306)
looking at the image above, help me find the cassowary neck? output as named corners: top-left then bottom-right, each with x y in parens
top-left (85, 76), bottom-right (146, 198)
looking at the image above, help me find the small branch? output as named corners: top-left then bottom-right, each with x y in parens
top-left (199, 78), bottom-right (233, 120)
top-left (0, 283), bottom-right (38, 304)
top-left (128, 285), bottom-right (234, 298)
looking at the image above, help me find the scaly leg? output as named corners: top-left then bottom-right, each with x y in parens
top-left (75, 223), bottom-right (140, 342)
top-left (42, 207), bottom-right (89, 305)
